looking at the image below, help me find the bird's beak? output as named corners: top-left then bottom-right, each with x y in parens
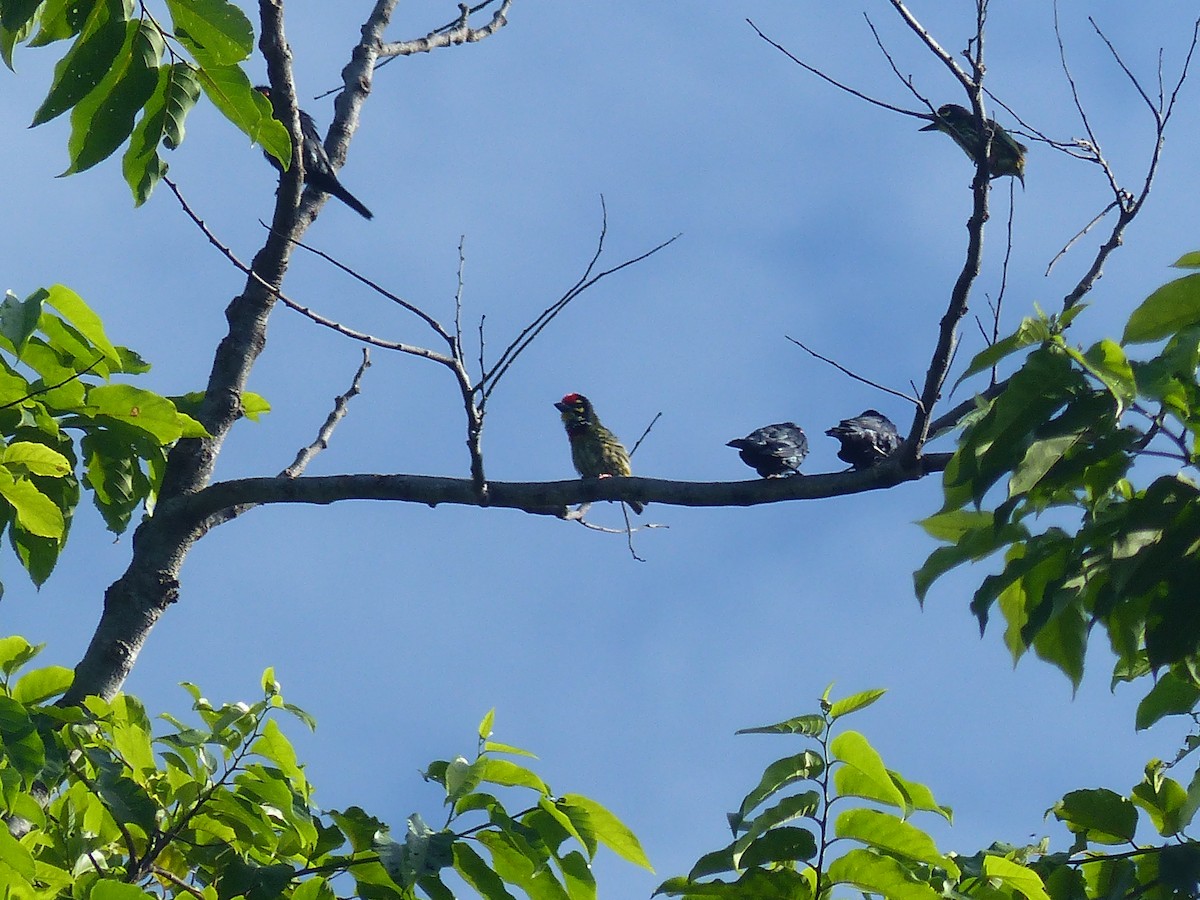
top-left (918, 120), bottom-right (940, 132)
top-left (554, 402), bottom-right (568, 412)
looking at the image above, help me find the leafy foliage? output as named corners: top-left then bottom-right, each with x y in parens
top-left (0, 286), bottom-right (206, 593)
top-left (0, 640), bottom-right (647, 899)
top-left (3, 0), bottom-right (287, 203)
top-left (917, 253), bottom-right (1200, 706)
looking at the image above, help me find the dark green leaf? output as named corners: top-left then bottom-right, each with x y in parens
top-left (1052, 789), bottom-right (1137, 844)
top-left (826, 848), bottom-right (941, 900)
top-left (1135, 670), bottom-right (1200, 729)
top-left (735, 714), bottom-right (825, 737)
top-left (732, 751), bottom-right (823, 824)
top-left (31, 0), bottom-right (129, 125)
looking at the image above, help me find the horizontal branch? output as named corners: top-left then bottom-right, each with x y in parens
top-left (164, 454), bottom-right (951, 527)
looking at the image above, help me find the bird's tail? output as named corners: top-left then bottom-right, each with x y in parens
top-left (328, 181), bottom-right (374, 219)
top-left (627, 500), bottom-right (645, 515)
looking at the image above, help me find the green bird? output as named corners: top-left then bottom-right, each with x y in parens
top-left (555, 393), bottom-right (644, 514)
top-left (920, 103), bottom-right (1027, 186)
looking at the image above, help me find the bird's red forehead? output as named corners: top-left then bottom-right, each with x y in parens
top-left (560, 392), bottom-right (583, 404)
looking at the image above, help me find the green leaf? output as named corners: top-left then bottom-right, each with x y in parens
top-left (1174, 251), bottom-right (1200, 269)
top-left (12, 664), bottom-right (72, 703)
top-left (1131, 764), bottom-right (1192, 836)
top-left (736, 827), bottom-right (817, 869)
top-left (479, 708), bottom-right (496, 740)
top-left (828, 688), bottom-right (886, 721)
top-left (1052, 788), bottom-right (1137, 844)
top-left (954, 314), bottom-right (1052, 388)
top-left (734, 714), bottom-right (825, 737)
top-left (45, 284), bottom-right (121, 364)
top-left (0, 469), bottom-right (65, 539)
top-left (733, 751), bottom-right (824, 823)
top-left (252, 718), bottom-right (305, 790)
top-left (835, 809), bottom-right (958, 875)
top-left (197, 63), bottom-right (289, 162)
top-left (732, 792), bottom-right (819, 868)
top-left (84, 383), bottom-right (190, 443)
top-left (31, 0), bottom-right (130, 126)
top-left (1124, 272), bottom-right (1200, 344)
top-left (826, 848), bottom-right (941, 900)
top-left (559, 794), bottom-right (652, 872)
top-left (2, 441), bottom-right (71, 477)
top-left (0, 636), bottom-right (40, 675)
top-left (831, 731), bottom-right (906, 811)
top-left (1136, 670), bottom-right (1200, 730)
top-left (980, 855), bottom-right (1050, 900)
top-left (63, 18), bottom-right (162, 175)
top-left (0, 289), bottom-right (46, 358)
top-left (164, 0), bottom-right (253, 67)
top-left (454, 842), bottom-right (518, 900)
top-left (479, 758), bottom-right (550, 794)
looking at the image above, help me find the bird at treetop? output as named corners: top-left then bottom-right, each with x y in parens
top-left (726, 423), bottom-right (808, 479)
top-left (825, 410), bottom-right (901, 470)
top-left (919, 103), bottom-right (1027, 186)
top-left (554, 393), bottom-right (644, 514)
top-left (255, 85), bottom-right (374, 219)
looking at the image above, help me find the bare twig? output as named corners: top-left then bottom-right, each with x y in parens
top-left (887, 0), bottom-right (974, 93)
top-left (282, 349), bottom-right (372, 478)
top-left (629, 412), bottom-right (663, 457)
top-left (1045, 201), bottom-right (1120, 276)
top-left (863, 13), bottom-right (932, 111)
top-left (454, 236), bottom-right (467, 356)
top-left (480, 198), bottom-right (680, 402)
top-left (268, 224), bottom-right (454, 346)
top-left (380, 0), bottom-right (511, 57)
top-left (785, 335), bottom-right (920, 406)
top-left (747, 18), bottom-right (925, 120)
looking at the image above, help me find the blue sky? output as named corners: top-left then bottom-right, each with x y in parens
top-left (4, 2), bottom-right (1200, 896)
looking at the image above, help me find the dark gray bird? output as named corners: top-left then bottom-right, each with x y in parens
top-left (919, 103), bottom-right (1027, 186)
top-left (727, 423), bottom-right (808, 478)
top-left (825, 410), bottom-right (901, 470)
top-left (255, 86), bottom-right (374, 219)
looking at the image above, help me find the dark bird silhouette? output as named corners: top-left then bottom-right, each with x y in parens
top-left (726, 423), bottom-right (808, 478)
top-left (825, 410), bottom-right (901, 470)
top-left (555, 393), bottom-right (644, 514)
top-left (255, 86), bottom-right (373, 219)
top-left (920, 103), bottom-right (1027, 186)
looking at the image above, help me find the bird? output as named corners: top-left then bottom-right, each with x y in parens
top-left (919, 103), bottom-right (1027, 186)
top-left (255, 85), bottom-right (374, 219)
top-left (726, 423), bottom-right (808, 479)
top-left (554, 393), bottom-right (644, 514)
top-left (825, 410), bottom-right (901, 470)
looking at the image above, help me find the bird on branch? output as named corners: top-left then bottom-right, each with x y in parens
top-left (555, 393), bottom-right (644, 514)
top-left (920, 103), bottom-right (1027, 186)
top-left (825, 410), bottom-right (901, 470)
top-left (255, 86), bottom-right (374, 219)
top-left (727, 423), bottom-right (808, 478)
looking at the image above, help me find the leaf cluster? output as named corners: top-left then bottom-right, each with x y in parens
top-left (2, 0), bottom-right (288, 204)
top-left (0, 286), bottom-right (206, 594)
top-left (0, 644), bottom-right (648, 899)
top-left (917, 253), bottom-right (1200, 704)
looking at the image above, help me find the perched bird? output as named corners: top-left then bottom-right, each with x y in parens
top-left (825, 410), bottom-right (901, 470)
top-left (726, 423), bottom-right (808, 479)
top-left (555, 393), bottom-right (644, 514)
top-left (255, 85), bottom-right (374, 219)
top-left (920, 103), bottom-right (1027, 186)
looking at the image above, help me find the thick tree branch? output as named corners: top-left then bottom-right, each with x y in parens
top-left (161, 455), bottom-right (952, 527)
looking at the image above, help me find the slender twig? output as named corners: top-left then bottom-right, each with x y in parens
top-left (282, 349), bottom-right (372, 478)
top-left (785, 336), bottom-right (920, 406)
top-left (989, 180), bottom-right (1017, 387)
top-left (887, 0), bottom-right (974, 92)
top-left (454, 236), bottom-right (467, 357)
top-left (267, 224), bottom-right (454, 346)
top-left (1045, 201), bottom-right (1119, 276)
top-left (746, 19), bottom-right (925, 120)
top-left (0, 354), bottom-right (104, 410)
top-left (150, 867), bottom-right (206, 898)
top-left (481, 200), bottom-right (679, 401)
top-left (863, 13), bottom-right (932, 111)
top-left (629, 412), bottom-right (663, 458)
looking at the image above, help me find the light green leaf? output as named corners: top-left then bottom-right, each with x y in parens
top-left (197, 63), bottom-right (289, 162)
top-left (2, 441), bottom-right (71, 477)
top-left (91, 880), bottom-right (158, 900)
top-left (831, 731), bottom-right (906, 811)
top-left (0, 469), bottom-right (65, 539)
top-left (165, 0), bottom-right (253, 67)
top-left (559, 794), bottom-right (652, 872)
top-left (829, 688), bottom-right (886, 721)
top-left (479, 758), bottom-right (550, 794)
top-left (84, 383), bottom-right (188, 443)
top-left (45, 284), bottom-right (121, 365)
top-left (478, 708), bottom-right (495, 740)
top-left (981, 855), bottom-right (1050, 900)
top-left (826, 848), bottom-right (941, 900)
top-left (835, 809), bottom-right (959, 876)
top-left (12, 665), bottom-right (73, 704)
top-left (1173, 251), bottom-right (1200, 269)
top-left (1124, 272), bottom-right (1200, 344)
top-left (454, 842), bottom-right (518, 900)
